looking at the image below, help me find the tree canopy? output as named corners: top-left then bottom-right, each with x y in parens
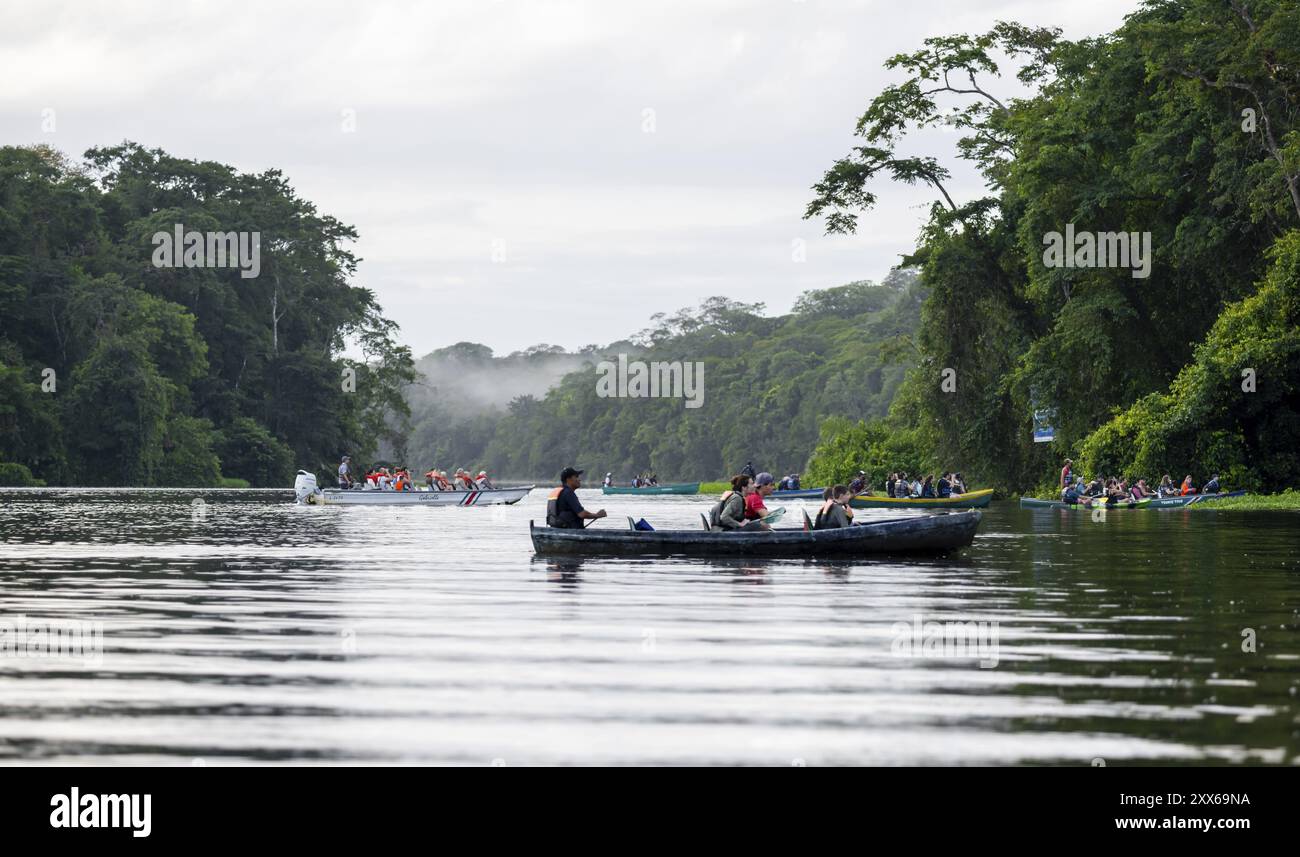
top-left (0, 143), bottom-right (413, 486)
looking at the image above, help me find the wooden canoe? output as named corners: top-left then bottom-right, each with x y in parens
top-left (849, 488), bottom-right (993, 509)
top-left (529, 510), bottom-right (982, 557)
top-left (601, 482), bottom-right (700, 495)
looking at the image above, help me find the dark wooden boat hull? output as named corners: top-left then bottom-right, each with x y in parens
top-left (529, 511), bottom-right (982, 558)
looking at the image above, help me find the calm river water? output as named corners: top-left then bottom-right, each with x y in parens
top-left (1, 487), bottom-right (1297, 765)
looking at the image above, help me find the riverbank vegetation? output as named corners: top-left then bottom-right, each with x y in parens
top-left (1190, 490), bottom-right (1300, 512)
top-left (0, 143), bottom-right (414, 487)
top-left (405, 271), bottom-right (925, 481)
top-left (800, 0), bottom-right (1300, 493)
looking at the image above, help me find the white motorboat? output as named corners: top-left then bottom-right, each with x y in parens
top-left (293, 471), bottom-right (532, 506)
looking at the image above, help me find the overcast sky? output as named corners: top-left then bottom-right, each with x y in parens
top-left (2, 0), bottom-right (1138, 357)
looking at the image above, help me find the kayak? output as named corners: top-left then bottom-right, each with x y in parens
top-left (1020, 496), bottom-right (1150, 510)
top-left (849, 488), bottom-right (993, 510)
top-left (529, 510), bottom-right (982, 558)
top-left (602, 482), bottom-right (700, 495)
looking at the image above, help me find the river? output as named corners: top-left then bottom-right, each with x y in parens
top-left (1, 487), bottom-right (1297, 765)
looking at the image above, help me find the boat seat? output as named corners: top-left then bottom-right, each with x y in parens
top-left (802, 509), bottom-right (813, 531)
top-left (627, 516), bottom-right (637, 530)
top-left (700, 513), bottom-right (711, 531)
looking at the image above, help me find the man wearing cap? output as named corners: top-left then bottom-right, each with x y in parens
top-left (743, 472), bottom-right (776, 528)
top-left (546, 467), bottom-right (607, 529)
top-left (338, 455), bottom-right (354, 489)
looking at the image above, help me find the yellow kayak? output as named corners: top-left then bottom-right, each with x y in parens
top-left (850, 488), bottom-right (993, 509)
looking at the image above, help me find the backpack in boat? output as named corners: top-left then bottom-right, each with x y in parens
top-left (708, 491), bottom-right (734, 529)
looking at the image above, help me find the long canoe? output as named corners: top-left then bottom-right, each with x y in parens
top-left (849, 488), bottom-right (993, 510)
top-left (602, 482), bottom-right (700, 495)
top-left (529, 510), bottom-right (982, 558)
top-left (1019, 496), bottom-right (1150, 510)
top-left (1020, 490), bottom-right (1245, 511)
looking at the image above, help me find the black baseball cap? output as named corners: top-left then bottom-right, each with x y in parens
top-left (560, 467), bottom-right (584, 482)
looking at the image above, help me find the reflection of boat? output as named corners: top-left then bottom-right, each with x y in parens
top-left (293, 471), bottom-right (532, 506)
top-left (601, 482), bottom-right (700, 495)
top-left (849, 489), bottom-right (993, 509)
top-left (529, 510), bottom-right (982, 557)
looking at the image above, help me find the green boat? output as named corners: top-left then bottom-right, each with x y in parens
top-left (601, 482), bottom-right (700, 495)
top-left (1021, 491), bottom-right (1244, 510)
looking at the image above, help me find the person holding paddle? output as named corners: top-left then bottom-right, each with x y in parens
top-left (546, 467), bottom-right (607, 528)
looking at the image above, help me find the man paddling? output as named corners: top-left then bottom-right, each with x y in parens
top-left (546, 467), bottom-right (608, 528)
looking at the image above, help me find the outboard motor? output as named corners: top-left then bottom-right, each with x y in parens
top-left (294, 470), bottom-right (322, 505)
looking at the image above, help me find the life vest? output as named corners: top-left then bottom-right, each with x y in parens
top-left (546, 486), bottom-right (581, 528)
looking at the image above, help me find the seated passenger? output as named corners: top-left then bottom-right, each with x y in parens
top-left (814, 485), bottom-right (853, 529)
top-left (744, 473), bottom-right (776, 526)
top-left (711, 475), bottom-right (763, 531)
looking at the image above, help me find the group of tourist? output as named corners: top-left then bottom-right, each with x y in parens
top-left (842, 470), bottom-right (968, 499)
top-left (602, 472), bottom-right (660, 487)
top-left (1058, 459), bottom-right (1221, 505)
top-left (336, 456), bottom-right (495, 492)
top-left (707, 473), bottom-right (779, 530)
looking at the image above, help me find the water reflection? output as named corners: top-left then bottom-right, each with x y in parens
top-left (0, 488), bottom-right (1297, 765)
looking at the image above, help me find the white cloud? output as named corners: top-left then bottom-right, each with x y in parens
top-left (0, 0), bottom-right (1139, 356)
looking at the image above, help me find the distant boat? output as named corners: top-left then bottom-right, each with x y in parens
top-left (529, 510), bottom-right (982, 557)
top-left (601, 482), bottom-right (700, 495)
top-left (1019, 496), bottom-right (1151, 510)
top-left (849, 488), bottom-right (993, 509)
top-left (770, 488), bottom-right (824, 499)
top-left (293, 471), bottom-right (532, 506)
